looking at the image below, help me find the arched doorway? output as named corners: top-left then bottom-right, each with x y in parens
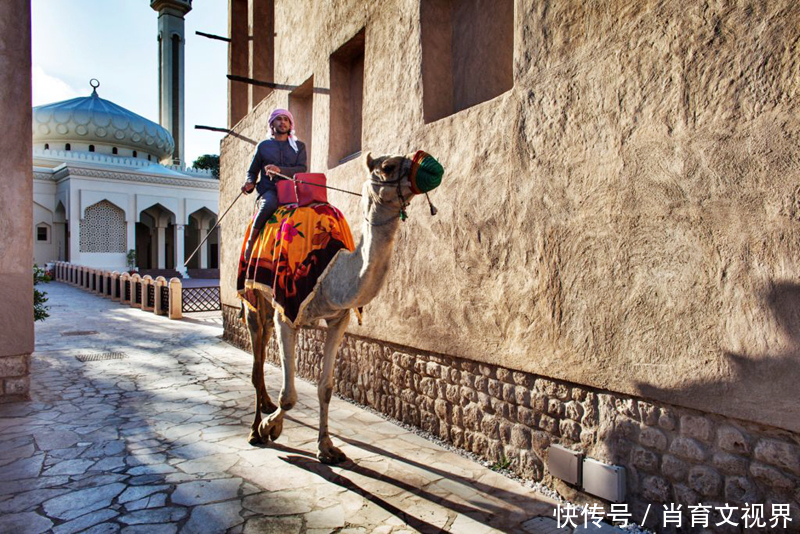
top-left (136, 203), bottom-right (177, 273)
top-left (186, 207), bottom-right (219, 272)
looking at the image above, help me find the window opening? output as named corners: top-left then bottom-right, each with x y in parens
top-left (229, 0), bottom-right (249, 126)
top-left (89, 145), bottom-right (95, 152)
top-left (112, 147), bottom-right (118, 155)
top-left (65, 143), bottom-right (71, 151)
top-left (37, 225), bottom-right (49, 242)
top-left (329, 29), bottom-right (365, 167)
top-left (133, 150), bottom-right (138, 158)
top-left (44, 143), bottom-right (49, 150)
top-left (249, 0), bottom-right (275, 109)
top-left (289, 76), bottom-right (314, 168)
top-left (421, 0), bottom-right (514, 123)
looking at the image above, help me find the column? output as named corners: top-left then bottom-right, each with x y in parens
top-left (198, 221), bottom-right (209, 269)
top-left (0, 0), bottom-right (32, 402)
top-left (174, 224), bottom-right (187, 276)
top-left (126, 218), bottom-right (135, 268)
top-left (151, 0), bottom-right (192, 165)
top-left (157, 225), bottom-right (167, 269)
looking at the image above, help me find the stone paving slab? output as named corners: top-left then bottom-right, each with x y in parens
top-left (0, 282), bottom-right (564, 533)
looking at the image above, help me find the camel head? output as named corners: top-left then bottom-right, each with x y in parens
top-left (364, 151), bottom-right (443, 219)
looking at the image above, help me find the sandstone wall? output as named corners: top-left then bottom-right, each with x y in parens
top-left (0, 0), bottom-right (33, 402)
top-left (220, 0), bottom-right (800, 434)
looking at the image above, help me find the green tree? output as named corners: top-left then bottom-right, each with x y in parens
top-left (34, 265), bottom-right (51, 322)
top-left (193, 154), bottom-right (220, 178)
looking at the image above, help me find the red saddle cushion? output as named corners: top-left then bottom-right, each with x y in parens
top-left (276, 179), bottom-right (298, 205)
top-left (277, 173), bottom-right (328, 206)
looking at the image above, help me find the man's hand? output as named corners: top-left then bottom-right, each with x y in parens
top-left (265, 164), bottom-right (281, 178)
top-left (241, 182), bottom-right (255, 194)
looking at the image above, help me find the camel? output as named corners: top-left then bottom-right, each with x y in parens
top-left (244, 151), bottom-right (439, 464)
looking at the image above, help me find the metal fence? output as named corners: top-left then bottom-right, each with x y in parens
top-left (160, 285), bottom-right (169, 312)
top-left (147, 284), bottom-right (155, 309)
top-left (182, 286), bottom-right (221, 313)
top-left (124, 280), bottom-right (131, 302)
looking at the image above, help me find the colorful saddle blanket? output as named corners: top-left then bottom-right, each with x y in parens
top-left (237, 203), bottom-right (356, 325)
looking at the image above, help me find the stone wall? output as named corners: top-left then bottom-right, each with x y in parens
top-left (223, 305), bottom-right (800, 531)
top-left (0, 0), bottom-right (33, 402)
top-left (220, 0), bottom-right (800, 435)
top-left (221, 0), bottom-right (800, 528)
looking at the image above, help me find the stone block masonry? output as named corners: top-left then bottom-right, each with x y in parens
top-left (0, 354), bottom-right (30, 401)
top-left (224, 305), bottom-right (800, 531)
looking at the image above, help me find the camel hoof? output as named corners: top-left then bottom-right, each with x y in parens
top-left (258, 415), bottom-right (282, 443)
top-left (261, 399), bottom-right (278, 414)
top-left (269, 418), bottom-right (283, 441)
top-left (248, 430), bottom-right (262, 445)
top-left (318, 446), bottom-right (347, 465)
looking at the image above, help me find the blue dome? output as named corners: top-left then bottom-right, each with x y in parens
top-left (33, 89), bottom-right (174, 160)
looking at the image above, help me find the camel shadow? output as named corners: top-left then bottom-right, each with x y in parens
top-left (277, 416), bottom-right (546, 533)
top-left (280, 454), bottom-right (454, 534)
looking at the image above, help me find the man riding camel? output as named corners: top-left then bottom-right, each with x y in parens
top-left (241, 108), bottom-right (308, 261)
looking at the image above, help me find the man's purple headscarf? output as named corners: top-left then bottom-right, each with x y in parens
top-left (269, 108), bottom-right (299, 153)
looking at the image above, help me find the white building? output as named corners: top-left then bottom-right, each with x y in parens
top-left (32, 84), bottom-right (219, 277)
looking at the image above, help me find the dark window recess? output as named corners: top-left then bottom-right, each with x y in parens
top-left (44, 143), bottom-right (49, 150)
top-left (65, 143), bottom-right (71, 151)
top-left (89, 145), bottom-right (95, 152)
top-left (421, 0), bottom-right (514, 123)
top-left (329, 29), bottom-right (364, 167)
top-left (289, 76), bottom-right (314, 167)
top-left (249, 0), bottom-right (275, 108)
top-left (112, 147), bottom-right (118, 155)
top-left (133, 150), bottom-right (138, 158)
top-left (148, 155), bottom-right (152, 161)
top-left (37, 226), bottom-right (48, 242)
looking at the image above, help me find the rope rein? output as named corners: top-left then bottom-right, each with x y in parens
top-left (257, 162), bottom-right (435, 226)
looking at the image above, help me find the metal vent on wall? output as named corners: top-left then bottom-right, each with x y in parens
top-left (76, 352), bottom-right (127, 362)
top-left (547, 444), bottom-right (583, 485)
top-left (583, 458), bottom-right (626, 503)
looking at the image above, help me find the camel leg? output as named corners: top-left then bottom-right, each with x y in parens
top-left (245, 304), bottom-right (277, 444)
top-left (258, 313), bottom-right (298, 442)
top-left (317, 312), bottom-right (350, 464)
top-left (255, 302), bottom-right (278, 414)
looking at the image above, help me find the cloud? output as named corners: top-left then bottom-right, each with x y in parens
top-left (32, 65), bottom-right (82, 106)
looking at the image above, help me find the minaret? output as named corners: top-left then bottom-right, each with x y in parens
top-left (151, 0), bottom-right (192, 166)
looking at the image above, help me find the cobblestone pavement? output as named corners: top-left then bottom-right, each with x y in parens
top-left (0, 282), bottom-right (562, 534)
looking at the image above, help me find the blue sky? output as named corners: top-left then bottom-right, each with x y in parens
top-left (32, 0), bottom-right (228, 166)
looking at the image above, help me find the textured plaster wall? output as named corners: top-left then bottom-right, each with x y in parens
top-left (221, 0), bottom-right (800, 433)
top-left (0, 0), bottom-right (34, 400)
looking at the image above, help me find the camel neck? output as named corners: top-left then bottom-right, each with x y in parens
top-left (328, 195), bottom-right (400, 310)
top-left (351, 200), bottom-right (400, 307)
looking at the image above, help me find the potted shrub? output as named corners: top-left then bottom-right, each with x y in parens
top-left (34, 264), bottom-right (50, 322)
top-left (126, 249), bottom-right (138, 274)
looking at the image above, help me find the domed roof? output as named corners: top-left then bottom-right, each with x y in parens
top-left (32, 82), bottom-right (174, 160)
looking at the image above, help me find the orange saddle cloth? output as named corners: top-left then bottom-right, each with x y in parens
top-left (237, 203), bottom-right (356, 326)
